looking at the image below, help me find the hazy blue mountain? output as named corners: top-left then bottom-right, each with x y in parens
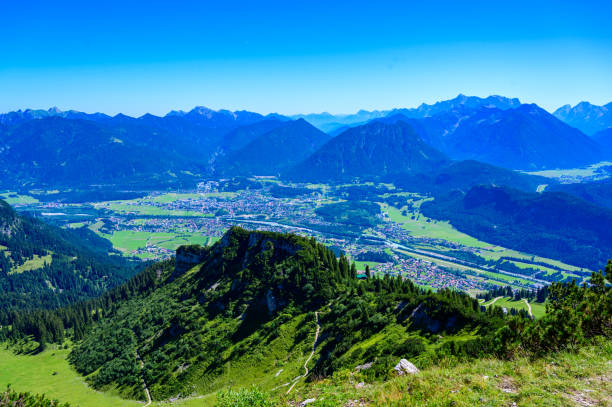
top-left (165, 106), bottom-right (286, 128)
top-left (0, 107), bottom-right (110, 127)
top-left (592, 127), bottom-right (612, 155)
top-left (375, 104), bottom-right (604, 170)
top-left (218, 119), bottom-right (331, 175)
top-left (292, 110), bottom-right (388, 132)
top-left (0, 117), bottom-right (204, 187)
top-left (548, 178), bottom-right (612, 210)
top-left (553, 101), bottom-right (612, 135)
top-left (389, 94), bottom-right (521, 118)
top-left (286, 120), bottom-right (448, 182)
top-left (386, 159), bottom-right (550, 195)
top-left (293, 94), bottom-right (521, 133)
top-left (218, 119), bottom-right (288, 153)
top-left (443, 104), bottom-right (604, 170)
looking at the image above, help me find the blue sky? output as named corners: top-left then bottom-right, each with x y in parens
top-left (1, 0), bottom-right (611, 116)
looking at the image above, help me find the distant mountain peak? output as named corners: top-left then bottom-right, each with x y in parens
top-left (553, 101), bottom-right (612, 135)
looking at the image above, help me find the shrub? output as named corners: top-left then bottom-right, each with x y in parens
top-left (215, 386), bottom-right (274, 407)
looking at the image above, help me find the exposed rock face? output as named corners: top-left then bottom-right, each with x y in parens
top-left (175, 244), bottom-right (208, 274)
top-left (409, 300), bottom-right (459, 333)
top-left (355, 362), bottom-right (373, 371)
top-left (394, 359), bottom-right (419, 375)
top-left (266, 289), bottom-right (278, 314)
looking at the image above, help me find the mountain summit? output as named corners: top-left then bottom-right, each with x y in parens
top-left (553, 101), bottom-right (612, 135)
top-left (286, 120), bottom-right (448, 181)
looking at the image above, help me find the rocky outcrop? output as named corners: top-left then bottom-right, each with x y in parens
top-left (266, 289), bottom-right (278, 314)
top-left (394, 359), bottom-right (419, 375)
top-left (175, 244), bottom-right (209, 274)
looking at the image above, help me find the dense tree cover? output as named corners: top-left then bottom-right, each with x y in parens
top-left (355, 250), bottom-right (394, 263)
top-left (313, 279), bottom-right (507, 377)
top-left (0, 260), bottom-right (163, 346)
top-left (333, 184), bottom-right (394, 201)
top-left (421, 185), bottom-right (612, 270)
top-left (549, 177), bottom-right (612, 210)
top-left (63, 227), bottom-right (362, 399)
top-left (315, 201), bottom-right (381, 230)
top-left (477, 285), bottom-right (549, 303)
top-left (0, 200), bottom-right (139, 310)
top-left (0, 386), bottom-right (69, 407)
top-left (497, 261), bottom-right (612, 356)
top-left (268, 185), bottom-right (319, 198)
top-left (385, 160), bottom-right (548, 196)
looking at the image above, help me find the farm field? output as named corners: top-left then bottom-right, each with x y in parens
top-left (383, 204), bottom-right (492, 248)
top-left (99, 230), bottom-right (217, 258)
top-left (0, 191), bottom-right (39, 205)
top-left (382, 202), bottom-right (588, 283)
top-left (95, 202), bottom-right (212, 217)
top-left (483, 297), bottom-right (547, 319)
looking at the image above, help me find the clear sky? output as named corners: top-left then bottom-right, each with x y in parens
top-left (1, 0), bottom-right (611, 116)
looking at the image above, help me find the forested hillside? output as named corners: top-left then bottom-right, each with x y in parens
top-left (287, 121), bottom-right (448, 182)
top-left (421, 186), bottom-right (612, 269)
top-left (0, 199), bottom-right (138, 310)
top-left (2, 228), bottom-right (610, 406)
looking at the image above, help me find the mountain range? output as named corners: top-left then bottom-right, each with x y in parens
top-left (214, 119), bottom-right (331, 176)
top-left (1, 95), bottom-right (611, 189)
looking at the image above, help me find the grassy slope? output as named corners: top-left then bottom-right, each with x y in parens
top-left (0, 346), bottom-right (140, 407)
top-left (9, 253), bottom-right (53, 274)
top-left (1, 336), bottom-right (608, 407)
top-left (384, 204), bottom-right (489, 247)
top-left (286, 342), bottom-right (612, 406)
top-left (98, 230), bottom-right (216, 258)
top-left (0, 345), bottom-right (215, 407)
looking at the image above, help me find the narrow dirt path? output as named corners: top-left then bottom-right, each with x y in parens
top-left (135, 349), bottom-right (152, 406)
top-left (523, 298), bottom-right (533, 318)
top-left (281, 311), bottom-right (321, 394)
top-left (485, 296), bottom-right (503, 307)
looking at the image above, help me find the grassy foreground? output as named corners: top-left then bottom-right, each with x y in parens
top-left (0, 345), bottom-right (208, 407)
top-left (284, 341), bottom-right (612, 406)
top-left (1, 341), bottom-right (610, 406)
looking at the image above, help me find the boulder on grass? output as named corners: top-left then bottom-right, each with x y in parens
top-left (394, 359), bottom-right (419, 375)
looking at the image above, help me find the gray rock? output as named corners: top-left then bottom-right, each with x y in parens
top-left (394, 359), bottom-right (419, 375)
top-left (355, 361), bottom-right (373, 371)
top-left (299, 398), bottom-right (316, 406)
